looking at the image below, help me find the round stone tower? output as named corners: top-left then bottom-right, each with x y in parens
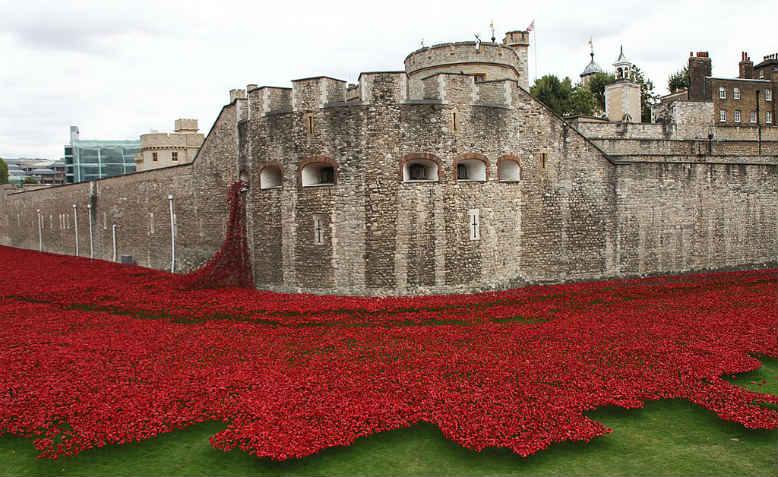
top-left (404, 30), bottom-right (530, 90)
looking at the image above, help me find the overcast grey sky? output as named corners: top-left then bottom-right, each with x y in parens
top-left (1, 0), bottom-right (775, 160)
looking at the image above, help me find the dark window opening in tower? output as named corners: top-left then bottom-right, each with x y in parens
top-left (409, 164), bottom-right (426, 180)
top-left (457, 164), bottom-right (468, 180)
top-left (319, 167), bottom-right (334, 184)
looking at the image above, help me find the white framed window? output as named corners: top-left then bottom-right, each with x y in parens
top-left (301, 162), bottom-right (335, 187)
top-left (733, 88), bottom-right (740, 100)
top-left (312, 215), bottom-right (324, 245)
top-left (152, 152), bottom-right (158, 161)
top-left (766, 89), bottom-right (773, 102)
top-left (171, 151), bottom-right (178, 161)
top-left (734, 110), bottom-right (741, 123)
top-left (456, 159), bottom-right (487, 182)
top-left (719, 110), bottom-right (727, 122)
top-left (767, 111), bottom-right (773, 124)
top-left (498, 159), bottom-right (521, 182)
top-left (719, 87), bottom-right (726, 99)
top-left (402, 159), bottom-right (439, 182)
top-left (760, 70), bottom-right (765, 79)
top-left (260, 165), bottom-right (282, 189)
top-left (750, 111), bottom-right (757, 123)
top-left (467, 209), bottom-right (480, 241)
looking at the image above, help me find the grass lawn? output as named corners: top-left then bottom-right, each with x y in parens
top-left (1, 359), bottom-right (775, 477)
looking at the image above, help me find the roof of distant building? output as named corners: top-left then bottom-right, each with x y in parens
top-left (581, 58), bottom-right (604, 76)
top-left (754, 53), bottom-right (776, 67)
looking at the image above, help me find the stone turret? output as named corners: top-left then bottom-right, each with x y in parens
top-left (404, 28), bottom-right (530, 91)
top-left (502, 30), bottom-right (530, 90)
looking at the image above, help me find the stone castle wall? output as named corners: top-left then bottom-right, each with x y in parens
top-left (236, 72), bottom-right (619, 294)
top-left (1, 70), bottom-right (775, 295)
top-left (615, 162), bottom-right (777, 275)
top-left (1, 103), bottom-right (241, 272)
top-left (572, 118), bottom-right (778, 141)
top-left (588, 138), bottom-right (777, 156)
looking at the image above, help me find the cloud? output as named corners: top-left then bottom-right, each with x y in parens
top-left (0, 0), bottom-right (776, 160)
top-left (0, 2), bottom-right (175, 54)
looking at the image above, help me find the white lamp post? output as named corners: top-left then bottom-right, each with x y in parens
top-left (73, 204), bottom-right (79, 256)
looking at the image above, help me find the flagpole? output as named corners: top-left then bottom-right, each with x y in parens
top-left (534, 29), bottom-right (538, 82)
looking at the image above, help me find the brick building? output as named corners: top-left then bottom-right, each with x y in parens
top-left (653, 51), bottom-right (777, 132)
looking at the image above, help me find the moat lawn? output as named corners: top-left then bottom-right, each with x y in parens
top-left (1, 360), bottom-right (775, 476)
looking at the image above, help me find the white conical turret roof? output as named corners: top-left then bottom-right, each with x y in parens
top-left (614, 45), bottom-right (631, 67)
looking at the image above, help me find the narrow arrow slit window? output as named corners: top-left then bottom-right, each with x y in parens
top-left (468, 209), bottom-right (480, 241)
top-left (313, 215), bottom-right (324, 245)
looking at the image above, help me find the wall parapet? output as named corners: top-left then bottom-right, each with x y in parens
top-left (243, 71), bottom-right (523, 116)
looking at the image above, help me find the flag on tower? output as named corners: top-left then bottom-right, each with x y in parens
top-left (526, 19), bottom-right (535, 32)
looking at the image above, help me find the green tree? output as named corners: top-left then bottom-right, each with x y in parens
top-left (530, 75), bottom-right (596, 117)
top-left (568, 86), bottom-right (596, 116)
top-left (632, 65), bottom-right (658, 122)
top-left (530, 75), bottom-right (572, 116)
top-left (667, 66), bottom-right (690, 93)
top-left (22, 176), bottom-right (38, 185)
top-left (586, 72), bottom-right (617, 112)
top-left (0, 158), bottom-right (8, 185)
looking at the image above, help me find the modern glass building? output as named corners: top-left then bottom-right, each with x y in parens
top-left (64, 126), bottom-right (139, 183)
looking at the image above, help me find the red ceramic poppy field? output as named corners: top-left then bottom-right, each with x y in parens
top-left (0, 245), bottom-right (776, 461)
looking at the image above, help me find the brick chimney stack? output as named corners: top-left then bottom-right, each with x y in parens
top-left (739, 51), bottom-right (754, 79)
top-left (688, 51), bottom-right (712, 101)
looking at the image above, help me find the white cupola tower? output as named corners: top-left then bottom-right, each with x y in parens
top-left (605, 45), bottom-right (641, 122)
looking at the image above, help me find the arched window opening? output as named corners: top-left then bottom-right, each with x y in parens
top-left (301, 162), bottom-right (336, 187)
top-left (260, 165), bottom-right (282, 189)
top-left (403, 159), bottom-right (438, 182)
top-left (456, 159), bottom-right (486, 182)
top-left (498, 158), bottom-right (521, 182)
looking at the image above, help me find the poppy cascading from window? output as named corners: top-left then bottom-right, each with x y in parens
top-left (179, 180), bottom-right (254, 289)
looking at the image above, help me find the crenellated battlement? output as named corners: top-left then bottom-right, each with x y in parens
top-left (229, 88), bottom-right (247, 103)
top-left (357, 72), bottom-right (407, 104)
top-left (230, 31), bottom-right (532, 117)
top-left (236, 71), bottom-right (519, 118)
top-left (247, 86), bottom-right (292, 118)
top-left (291, 76), bottom-right (347, 111)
